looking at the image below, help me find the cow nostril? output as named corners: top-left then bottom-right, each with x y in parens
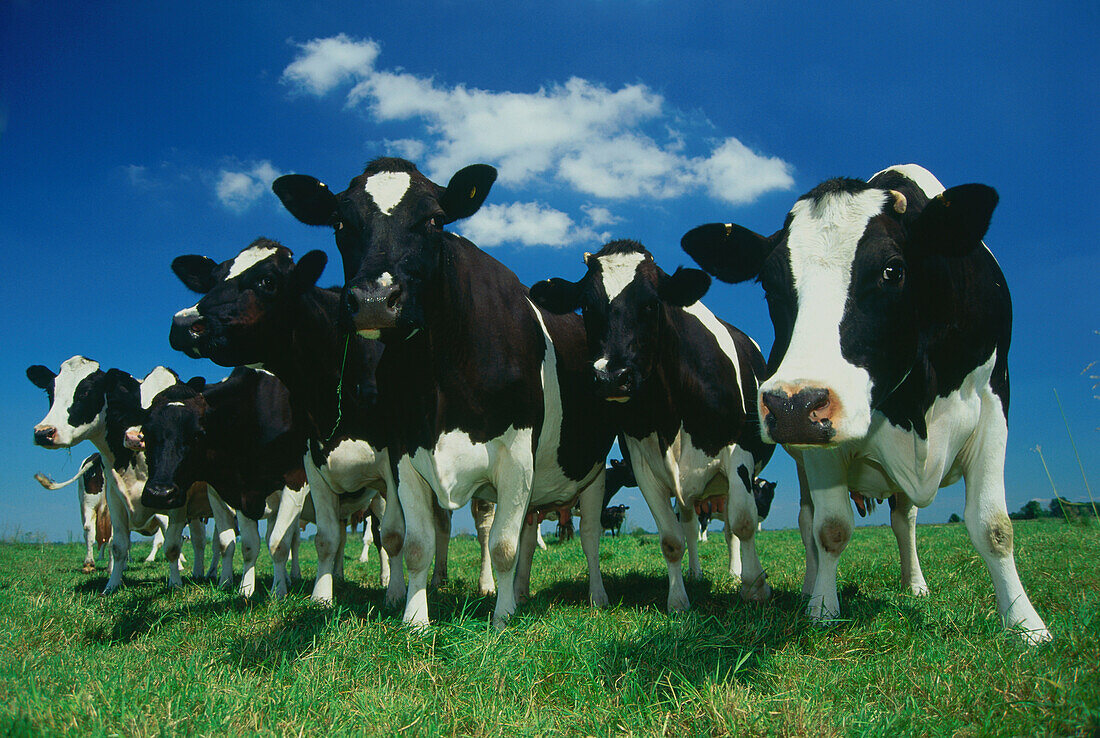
top-left (805, 389), bottom-right (832, 422)
top-left (385, 288), bottom-right (401, 311)
top-left (189, 321), bottom-right (206, 338)
top-left (761, 391), bottom-right (786, 416)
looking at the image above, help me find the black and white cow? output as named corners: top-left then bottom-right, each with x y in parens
top-left (531, 240), bottom-right (775, 607)
top-left (272, 158), bottom-right (617, 627)
top-left (124, 368), bottom-right (321, 598)
top-left (682, 164), bottom-right (1049, 643)
top-left (34, 453), bottom-right (112, 571)
top-left (27, 358), bottom-right (206, 591)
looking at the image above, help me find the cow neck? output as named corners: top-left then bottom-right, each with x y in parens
top-left (261, 287), bottom-right (349, 444)
top-left (614, 315), bottom-right (680, 449)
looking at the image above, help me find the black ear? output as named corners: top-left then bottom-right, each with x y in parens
top-left (440, 164), bottom-right (497, 223)
top-left (681, 222), bottom-right (775, 284)
top-left (26, 365), bottom-right (57, 390)
top-left (273, 174), bottom-right (340, 227)
top-left (186, 376), bottom-right (206, 393)
top-left (530, 277), bottom-right (584, 315)
top-left (289, 250), bottom-right (328, 294)
top-left (172, 255), bottom-right (219, 294)
top-left (910, 184), bottom-right (998, 257)
top-left (657, 267), bottom-right (712, 307)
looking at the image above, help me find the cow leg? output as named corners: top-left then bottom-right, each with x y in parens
top-left (535, 525), bottom-right (547, 550)
top-left (145, 526), bottom-right (165, 562)
top-left (163, 511), bottom-right (188, 588)
top-left (268, 484), bottom-right (306, 597)
top-left (208, 488), bottom-right (237, 589)
top-left (803, 451), bottom-right (852, 622)
top-left (188, 518), bottom-right (206, 579)
top-left (729, 453), bottom-right (770, 602)
top-left (359, 519), bottom-right (374, 564)
top-left (368, 494), bottom-right (389, 587)
top-left (304, 456), bottom-right (342, 604)
top-left (290, 523), bottom-right (301, 581)
top-left (680, 505), bottom-right (703, 578)
top-left (81, 496), bottom-right (97, 571)
top-left (796, 462), bottom-right (817, 598)
top-left (724, 524), bottom-right (742, 580)
top-left (378, 484), bottom-right (407, 609)
top-left (237, 514), bottom-right (261, 598)
top-left (472, 499), bottom-right (496, 596)
top-left (430, 506), bottom-right (451, 588)
top-left (962, 406), bottom-right (1050, 644)
top-left (514, 516), bottom-right (538, 604)
top-left (102, 480), bottom-right (130, 594)
top-left (487, 459), bottom-right (533, 630)
top-left (578, 468), bottom-right (609, 608)
top-left (888, 494), bottom-right (929, 596)
top-left (396, 457), bottom-right (437, 626)
top-left (630, 456), bottom-right (690, 613)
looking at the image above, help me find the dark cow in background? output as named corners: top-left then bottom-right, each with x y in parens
top-left (601, 505), bottom-right (629, 536)
top-left (682, 163), bottom-right (1049, 643)
top-left (273, 158), bottom-right (616, 627)
top-left (123, 368), bottom-right (319, 598)
top-left (27, 358), bottom-right (205, 591)
top-left (532, 240), bottom-right (775, 608)
top-left (34, 453), bottom-right (112, 571)
top-left (697, 476), bottom-right (777, 542)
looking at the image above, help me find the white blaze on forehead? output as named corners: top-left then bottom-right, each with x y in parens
top-left (226, 245), bottom-right (278, 280)
top-left (364, 171), bottom-right (411, 216)
top-left (597, 252), bottom-right (646, 302)
top-left (762, 189), bottom-right (887, 439)
top-left (174, 304), bottom-right (200, 321)
top-left (872, 163), bottom-right (945, 198)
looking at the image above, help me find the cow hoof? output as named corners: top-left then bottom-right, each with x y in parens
top-left (667, 593), bottom-right (691, 613)
top-left (515, 590), bottom-right (531, 605)
top-left (741, 579), bottom-right (772, 603)
top-left (909, 582), bottom-right (930, 597)
top-left (383, 593), bottom-right (404, 610)
top-left (239, 584), bottom-right (255, 598)
top-left (81, 564), bottom-right (95, 574)
top-left (590, 590), bottom-right (609, 609)
top-left (477, 584), bottom-right (496, 597)
top-left (492, 613), bottom-right (511, 631)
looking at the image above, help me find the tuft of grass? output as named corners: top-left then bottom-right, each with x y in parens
top-left (0, 520), bottom-right (1097, 736)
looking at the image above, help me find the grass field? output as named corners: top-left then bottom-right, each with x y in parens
top-left (1, 518), bottom-right (1097, 736)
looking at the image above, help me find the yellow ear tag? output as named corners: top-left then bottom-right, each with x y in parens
top-left (469, 187), bottom-right (477, 199)
top-left (319, 182), bottom-right (328, 189)
top-left (725, 223), bottom-right (733, 237)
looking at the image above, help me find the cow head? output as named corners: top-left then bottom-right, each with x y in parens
top-left (135, 378), bottom-right (208, 509)
top-left (682, 170), bottom-right (998, 446)
top-left (530, 240), bottom-right (710, 401)
top-left (272, 157), bottom-right (496, 339)
top-left (169, 238), bottom-right (327, 366)
top-left (27, 356), bottom-right (109, 447)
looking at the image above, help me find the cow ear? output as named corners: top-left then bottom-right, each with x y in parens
top-left (186, 376), bottom-right (206, 393)
top-left (681, 222), bottom-right (775, 284)
top-left (289, 250), bottom-right (327, 294)
top-left (273, 175), bottom-right (340, 227)
top-left (440, 164), bottom-right (497, 223)
top-left (26, 365), bottom-right (57, 390)
top-left (657, 267), bottom-right (711, 307)
top-left (909, 184), bottom-right (998, 257)
top-left (172, 255), bottom-right (219, 294)
top-left (530, 277), bottom-right (584, 315)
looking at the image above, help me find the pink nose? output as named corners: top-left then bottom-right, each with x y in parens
top-left (124, 429), bottom-right (144, 450)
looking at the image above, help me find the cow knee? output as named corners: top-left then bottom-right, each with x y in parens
top-left (381, 531), bottom-right (403, 557)
top-left (491, 539), bottom-right (516, 573)
top-left (818, 517), bottom-right (851, 555)
top-left (660, 536), bottom-right (684, 563)
top-left (314, 533), bottom-right (336, 562)
top-left (986, 512), bottom-right (1014, 557)
top-left (732, 514), bottom-right (755, 541)
top-left (404, 541), bottom-right (430, 571)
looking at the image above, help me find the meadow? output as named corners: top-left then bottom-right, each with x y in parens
top-left (1, 518), bottom-right (1097, 736)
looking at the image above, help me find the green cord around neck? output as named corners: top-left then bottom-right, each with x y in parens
top-left (324, 333), bottom-right (351, 444)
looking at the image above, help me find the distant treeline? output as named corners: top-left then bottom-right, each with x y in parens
top-left (1010, 498), bottom-right (1098, 521)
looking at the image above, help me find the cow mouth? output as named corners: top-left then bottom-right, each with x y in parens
top-left (605, 396), bottom-right (631, 403)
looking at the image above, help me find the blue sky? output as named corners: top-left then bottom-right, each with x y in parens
top-left (2, 1), bottom-right (1097, 541)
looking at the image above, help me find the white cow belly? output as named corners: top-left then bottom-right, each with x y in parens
top-left (319, 438), bottom-right (389, 495)
top-left (413, 426), bottom-right (534, 509)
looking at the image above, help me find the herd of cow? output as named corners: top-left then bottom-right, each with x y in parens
top-left (27, 158), bottom-right (1051, 645)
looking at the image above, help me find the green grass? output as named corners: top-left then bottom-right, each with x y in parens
top-left (1, 519), bottom-right (1097, 736)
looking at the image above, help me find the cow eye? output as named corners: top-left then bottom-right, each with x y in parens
top-left (257, 276), bottom-right (276, 293)
top-left (881, 260), bottom-right (905, 285)
top-left (421, 212), bottom-right (445, 231)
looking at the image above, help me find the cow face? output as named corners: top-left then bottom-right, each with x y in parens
top-left (169, 239), bottom-right (327, 366)
top-left (531, 240), bottom-right (710, 401)
top-left (134, 381), bottom-right (208, 510)
top-left (682, 177), bottom-right (997, 446)
top-left (273, 157), bottom-right (496, 339)
top-left (27, 356), bottom-right (108, 447)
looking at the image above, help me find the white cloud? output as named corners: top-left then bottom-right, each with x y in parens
top-left (458, 201), bottom-right (610, 249)
top-left (282, 36), bottom-right (794, 208)
top-left (215, 160), bottom-right (282, 212)
top-left (281, 35), bottom-right (379, 96)
top-left (581, 205), bottom-right (621, 227)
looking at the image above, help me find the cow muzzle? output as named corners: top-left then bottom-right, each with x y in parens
top-left (141, 483), bottom-right (186, 510)
top-left (33, 425), bottom-right (59, 448)
top-left (593, 363), bottom-right (637, 403)
top-left (760, 386), bottom-right (838, 445)
top-left (170, 313), bottom-right (207, 357)
top-left (342, 281), bottom-right (401, 336)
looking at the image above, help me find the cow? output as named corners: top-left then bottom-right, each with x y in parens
top-left (681, 163), bottom-right (1050, 643)
top-left (27, 358), bottom-right (206, 591)
top-left (601, 505), bottom-right (629, 536)
top-left (123, 368), bottom-right (323, 598)
top-left (272, 157), bottom-right (617, 627)
top-left (531, 240), bottom-right (775, 607)
top-left (166, 241), bottom-right (490, 607)
top-left (34, 453), bottom-right (112, 571)
top-left (697, 476), bottom-right (777, 542)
